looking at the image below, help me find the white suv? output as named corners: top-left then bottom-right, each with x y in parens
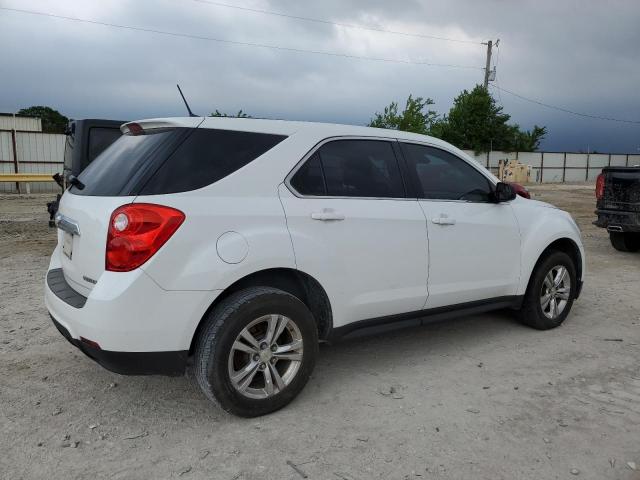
top-left (46, 117), bottom-right (584, 416)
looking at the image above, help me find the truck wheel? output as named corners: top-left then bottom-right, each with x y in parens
top-left (194, 287), bottom-right (318, 417)
top-left (609, 232), bottom-right (640, 252)
top-left (518, 251), bottom-right (577, 330)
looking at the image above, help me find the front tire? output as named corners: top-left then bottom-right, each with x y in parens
top-left (609, 232), bottom-right (640, 252)
top-left (194, 287), bottom-right (318, 417)
top-left (518, 251), bottom-right (577, 330)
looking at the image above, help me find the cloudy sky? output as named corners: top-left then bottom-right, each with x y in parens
top-left (1, 0), bottom-right (639, 152)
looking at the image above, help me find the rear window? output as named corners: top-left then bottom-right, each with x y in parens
top-left (71, 128), bottom-right (286, 196)
top-left (70, 129), bottom-right (183, 196)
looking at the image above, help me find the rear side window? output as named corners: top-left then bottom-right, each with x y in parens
top-left (140, 129), bottom-right (286, 195)
top-left (401, 143), bottom-right (493, 202)
top-left (290, 139), bottom-right (405, 198)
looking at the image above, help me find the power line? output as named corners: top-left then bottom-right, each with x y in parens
top-left (0, 7), bottom-right (483, 70)
top-left (189, 0), bottom-right (484, 45)
top-left (490, 84), bottom-right (640, 125)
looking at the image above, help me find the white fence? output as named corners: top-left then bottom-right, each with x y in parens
top-left (0, 130), bottom-right (65, 193)
top-left (463, 150), bottom-right (640, 183)
top-left (2, 130), bottom-right (639, 193)
top-left (0, 115), bottom-right (42, 132)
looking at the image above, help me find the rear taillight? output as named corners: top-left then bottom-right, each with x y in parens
top-left (595, 173), bottom-right (605, 200)
top-left (106, 204), bottom-right (185, 272)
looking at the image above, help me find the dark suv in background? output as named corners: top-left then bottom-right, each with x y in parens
top-left (48, 119), bottom-right (126, 225)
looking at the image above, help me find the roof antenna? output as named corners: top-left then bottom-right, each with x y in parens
top-left (176, 84), bottom-right (198, 117)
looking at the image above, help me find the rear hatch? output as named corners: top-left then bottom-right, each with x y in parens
top-left (54, 117), bottom-right (288, 295)
top-left (55, 120), bottom-right (198, 294)
top-left (600, 167), bottom-right (640, 212)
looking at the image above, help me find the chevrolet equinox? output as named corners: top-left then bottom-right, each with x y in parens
top-left (46, 117), bottom-right (585, 416)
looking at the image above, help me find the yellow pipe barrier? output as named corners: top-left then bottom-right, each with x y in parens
top-left (0, 173), bottom-right (55, 182)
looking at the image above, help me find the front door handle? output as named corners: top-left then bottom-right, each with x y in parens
top-left (432, 215), bottom-right (456, 226)
top-left (311, 209), bottom-right (345, 221)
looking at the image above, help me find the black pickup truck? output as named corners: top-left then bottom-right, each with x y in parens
top-left (47, 119), bottom-right (126, 225)
top-left (594, 166), bottom-right (640, 252)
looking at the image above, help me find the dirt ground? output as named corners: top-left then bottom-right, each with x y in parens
top-left (1, 184), bottom-right (639, 480)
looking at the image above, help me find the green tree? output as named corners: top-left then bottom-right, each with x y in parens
top-left (368, 95), bottom-right (439, 135)
top-left (513, 125), bottom-right (547, 151)
top-left (210, 109), bottom-right (251, 118)
top-left (17, 106), bottom-right (68, 133)
top-left (435, 85), bottom-right (546, 153)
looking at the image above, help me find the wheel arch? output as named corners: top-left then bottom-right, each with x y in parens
top-left (188, 268), bottom-right (333, 356)
top-left (524, 237), bottom-right (583, 298)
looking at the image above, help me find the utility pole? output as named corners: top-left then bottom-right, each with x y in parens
top-left (482, 39), bottom-right (493, 89)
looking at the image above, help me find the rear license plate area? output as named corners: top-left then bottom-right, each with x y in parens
top-left (62, 232), bottom-right (74, 260)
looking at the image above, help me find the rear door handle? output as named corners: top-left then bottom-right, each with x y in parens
top-left (311, 209), bottom-right (345, 221)
top-left (432, 215), bottom-right (456, 226)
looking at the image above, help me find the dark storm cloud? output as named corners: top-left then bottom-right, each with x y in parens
top-left (1, 0), bottom-right (639, 151)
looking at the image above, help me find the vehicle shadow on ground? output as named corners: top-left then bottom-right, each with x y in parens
top-left (314, 310), bottom-right (526, 381)
top-left (61, 309), bottom-right (532, 423)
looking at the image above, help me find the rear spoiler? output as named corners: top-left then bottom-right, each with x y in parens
top-left (121, 118), bottom-right (204, 135)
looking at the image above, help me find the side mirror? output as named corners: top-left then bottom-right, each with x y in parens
top-left (494, 182), bottom-right (516, 203)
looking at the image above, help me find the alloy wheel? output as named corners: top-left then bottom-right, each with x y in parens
top-left (539, 265), bottom-right (571, 319)
top-left (227, 314), bottom-right (303, 399)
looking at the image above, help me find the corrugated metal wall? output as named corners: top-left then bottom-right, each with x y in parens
top-left (0, 131), bottom-right (64, 193)
top-left (463, 150), bottom-right (640, 183)
top-left (0, 115), bottom-right (42, 132)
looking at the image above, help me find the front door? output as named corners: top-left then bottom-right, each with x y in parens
top-left (399, 142), bottom-right (521, 309)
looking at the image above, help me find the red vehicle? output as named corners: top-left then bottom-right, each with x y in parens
top-left (508, 182), bottom-right (530, 199)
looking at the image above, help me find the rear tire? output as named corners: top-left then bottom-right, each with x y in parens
top-left (609, 232), bottom-right (640, 252)
top-left (518, 251), bottom-right (577, 330)
top-left (194, 287), bottom-right (318, 417)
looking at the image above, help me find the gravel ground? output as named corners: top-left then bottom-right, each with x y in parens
top-left (1, 185), bottom-right (639, 480)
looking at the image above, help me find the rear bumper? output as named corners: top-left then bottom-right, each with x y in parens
top-left (50, 314), bottom-right (188, 376)
top-left (44, 246), bottom-right (220, 369)
top-left (594, 209), bottom-right (640, 232)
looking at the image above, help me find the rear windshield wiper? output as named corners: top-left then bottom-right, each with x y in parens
top-left (68, 175), bottom-right (85, 190)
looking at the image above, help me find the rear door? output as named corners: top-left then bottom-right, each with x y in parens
top-left (399, 142), bottom-right (521, 309)
top-left (279, 138), bottom-right (429, 327)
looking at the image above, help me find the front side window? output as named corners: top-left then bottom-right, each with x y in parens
top-left (290, 139), bottom-right (405, 198)
top-left (401, 143), bottom-right (493, 202)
